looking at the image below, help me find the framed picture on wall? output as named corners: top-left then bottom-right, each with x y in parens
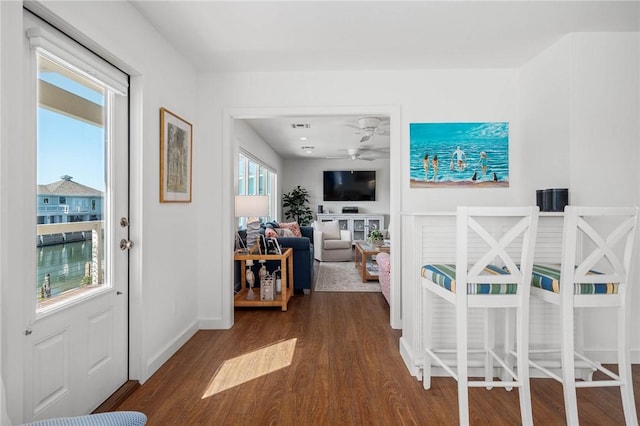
top-left (409, 122), bottom-right (510, 188)
top-left (160, 107), bottom-right (193, 202)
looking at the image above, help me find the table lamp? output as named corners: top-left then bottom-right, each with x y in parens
top-left (235, 195), bottom-right (269, 252)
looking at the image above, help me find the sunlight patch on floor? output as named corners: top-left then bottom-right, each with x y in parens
top-left (202, 338), bottom-right (297, 398)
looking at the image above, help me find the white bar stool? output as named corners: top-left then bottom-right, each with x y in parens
top-left (421, 206), bottom-right (539, 425)
top-left (529, 206), bottom-right (639, 425)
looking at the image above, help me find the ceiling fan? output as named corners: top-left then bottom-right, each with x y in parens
top-left (346, 117), bottom-right (390, 143)
top-left (325, 147), bottom-right (387, 161)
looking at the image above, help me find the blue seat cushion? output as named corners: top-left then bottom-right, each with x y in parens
top-left (21, 411), bottom-right (147, 426)
top-left (421, 263), bottom-right (517, 294)
top-left (531, 263), bottom-right (618, 294)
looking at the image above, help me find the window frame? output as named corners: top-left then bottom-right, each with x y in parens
top-left (237, 150), bottom-right (277, 229)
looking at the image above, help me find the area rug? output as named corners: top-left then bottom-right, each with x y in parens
top-left (314, 261), bottom-right (382, 293)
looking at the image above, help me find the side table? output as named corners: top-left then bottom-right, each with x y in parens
top-left (234, 247), bottom-right (294, 311)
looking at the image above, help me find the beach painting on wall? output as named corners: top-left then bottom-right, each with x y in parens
top-left (409, 122), bottom-right (509, 188)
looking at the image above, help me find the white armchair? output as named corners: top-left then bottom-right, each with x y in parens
top-left (313, 221), bottom-right (352, 262)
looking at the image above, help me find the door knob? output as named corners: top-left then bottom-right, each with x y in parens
top-left (120, 239), bottom-right (133, 250)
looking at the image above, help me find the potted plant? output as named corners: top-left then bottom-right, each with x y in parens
top-left (368, 229), bottom-right (384, 247)
top-left (282, 185), bottom-right (314, 226)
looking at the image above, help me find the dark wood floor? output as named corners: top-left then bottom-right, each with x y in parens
top-left (117, 289), bottom-right (639, 425)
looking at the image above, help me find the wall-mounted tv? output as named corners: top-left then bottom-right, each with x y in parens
top-left (323, 170), bottom-right (376, 202)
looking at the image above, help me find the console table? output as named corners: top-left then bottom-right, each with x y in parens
top-left (234, 247), bottom-right (294, 311)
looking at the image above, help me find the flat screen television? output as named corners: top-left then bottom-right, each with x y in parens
top-left (323, 170), bottom-right (376, 202)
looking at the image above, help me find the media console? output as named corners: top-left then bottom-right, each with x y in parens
top-left (316, 213), bottom-right (384, 241)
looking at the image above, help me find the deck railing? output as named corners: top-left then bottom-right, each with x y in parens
top-left (36, 220), bottom-right (104, 286)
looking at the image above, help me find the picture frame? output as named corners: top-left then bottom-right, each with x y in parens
top-left (409, 122), bottom-right (510, 188)
top-left (160, 107), bottom-right (193, 202)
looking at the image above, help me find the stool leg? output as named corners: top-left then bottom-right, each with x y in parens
top-left (484, 308), bottom-right (495, 390)
top-left (422, 286), bottom-right (433, 390)
top-left (456, 300), bottom-right (469, 426)
top-left (516, 300), bottom-right (533, 425)
top-left (618, 304), bottom-right (639, 426)
top-left (561, 303), bottom-right (579, 425)
top-left (501, 307), bottom-right (515, 389)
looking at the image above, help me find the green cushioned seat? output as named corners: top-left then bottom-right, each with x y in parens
top-left (531, 263), bottom-right (618, 294)
top-left (421, 263), bottom-right (517, 294)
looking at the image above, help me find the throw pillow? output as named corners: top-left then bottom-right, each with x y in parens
top-left (318, 220), bottom-right (340, 240)
top-left (265, 228), bottom-right (279, 238)
top-left (280, 221), bottom-right (302, 237)
top-left (278, 228), bottom-right (295, 237)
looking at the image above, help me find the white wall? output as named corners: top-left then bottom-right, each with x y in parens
top-left (283, 158), bottom-right (391, 224)
top-left (520, 32), bottom-right (640, 360)
top-left (196, 68), bottom-right (520, 334)
top-left (1, 1), bottom-right (200, 420)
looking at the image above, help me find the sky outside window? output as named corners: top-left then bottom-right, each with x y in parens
top-left (38, 68), bottom-right (105, 191)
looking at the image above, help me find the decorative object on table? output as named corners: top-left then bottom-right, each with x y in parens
top-left (258, 234), bottom-right (282, 255)
top-left (235, 195), bottom-right (269, 251)
top-left (282, 185), bottom-right (313, 225)
top-left (367, 229), bottom-right (384, 247)
top-left (409, 122), bottom-right (509, 188)
top-left (258, 260), bottom-right (267, 284)
top-left (538, 188), bottom-right (569, 212)
top-left (160, 107), bottom-right (192, 202)
top-left (245, 260), bottom-right (256, 300)
top-left (274, 266), bottom-right (282, 294)
top-left (260, 272), bottom-right (274, 301)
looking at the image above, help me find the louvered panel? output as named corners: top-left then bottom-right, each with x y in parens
top-left (419, 217), bottom-right (456, 264)
top-left (430, 298), bottom-right (486, 349)
top-left (529, 297), bottom-right (562, 348)
top-left (535, 218), bottom-right (564, 263)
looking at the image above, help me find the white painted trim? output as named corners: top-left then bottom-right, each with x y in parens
top-left (400, 336), bottom-right (422, 379)
top-left (198, 318), bottom-right (233, 330)
top-left (143, 320), bottom-right (199, 384)
top-left (223, 105), bottom-right (402, 329)
top-left (127, 74), bottom-right (144, 383)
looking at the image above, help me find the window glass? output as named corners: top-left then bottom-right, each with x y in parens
top-left (237, 152), bottom-right (277, 229)
top-left (36, 53), bottom-right (107, 311)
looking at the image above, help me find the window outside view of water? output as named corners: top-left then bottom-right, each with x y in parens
top-left (36, 54), bottom-right (106, 307)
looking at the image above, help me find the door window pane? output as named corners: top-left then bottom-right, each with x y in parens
top-left (36, 54), bottom-right (107, 312)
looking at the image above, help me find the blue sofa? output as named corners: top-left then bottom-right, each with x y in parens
top-left (237, 226), bottom-right (314, 293)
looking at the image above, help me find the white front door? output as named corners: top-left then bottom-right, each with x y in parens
top-left (22, 12), bottom-right (130, 421)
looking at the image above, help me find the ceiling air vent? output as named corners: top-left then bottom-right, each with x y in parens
top-left (290, 123), bottom-right (311, 129)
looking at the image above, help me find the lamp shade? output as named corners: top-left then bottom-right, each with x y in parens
top-left (235, 195), bottom-right (269, 218)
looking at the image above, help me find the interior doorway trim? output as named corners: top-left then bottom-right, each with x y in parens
top-left (222, 105), bottom-right (402, 329)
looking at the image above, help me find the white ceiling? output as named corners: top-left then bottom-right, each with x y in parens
top-left (131, 0), bottom-right (638, 158)
top-left (243, 115), bottom-right (391, 160)
top-left (132, 1), bottom-right (638, 72)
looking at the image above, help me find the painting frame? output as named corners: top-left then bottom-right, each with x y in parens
top-left (160, 107), bottom-right (193, 203)
top-left (409, 122), bottom-right (510, 188)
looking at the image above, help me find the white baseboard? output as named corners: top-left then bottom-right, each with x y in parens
top-left (142, 320), bottom-right (199, 384)
top-left (199, 317), bottom-right (233, 330)
top-left (400, 337), bottom-right (422, 380)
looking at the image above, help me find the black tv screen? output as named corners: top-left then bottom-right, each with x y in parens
top-left (323, 170), bottom-right (376, 202)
